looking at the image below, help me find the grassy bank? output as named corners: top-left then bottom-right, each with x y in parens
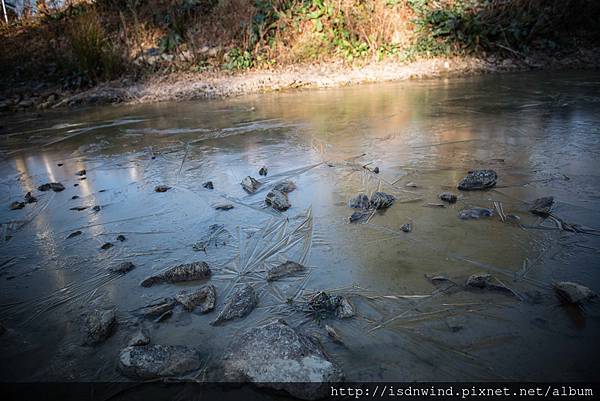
top-left (1, 0), bottom-right (599, 107)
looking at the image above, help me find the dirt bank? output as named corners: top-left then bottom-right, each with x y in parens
top-left (2, 49), bottom-right (600, 113)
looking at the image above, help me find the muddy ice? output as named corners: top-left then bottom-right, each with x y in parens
top-left (1, 71), bottom-right (600, 390)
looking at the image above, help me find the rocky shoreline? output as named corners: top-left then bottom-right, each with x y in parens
top-left (1, 49), bottom-right (599, 113)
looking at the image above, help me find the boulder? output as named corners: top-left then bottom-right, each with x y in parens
top-left (457, 170), bottom-right (497, 190)
top-left (223, 319), bottom-right (343, 400)
top-left (118, 345), bottom-right (201, 379)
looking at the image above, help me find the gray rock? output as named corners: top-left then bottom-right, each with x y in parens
top-left (401, 222), bottom-right (412, 233)
top-left (554, 282), bottom-right (596, 304)
top-left (457, 170), bottom-right (497, 190)
top-left (266, 261), bottom-right (306, 281)
top-left (176, 285), bottom-right (217, 313)
top-left (110, 261), bottom-right (135, 273)
top-left (38, 182), bottom-right (65, 192)
top-left (259, 166), bottom-right (268, 176)
top-left (139, 298), bottom-right (176, 318)
top-left (308, 292), bottom-right (355, 319)
top-left (439, 192), bottom-right (457, 203)
top-left (202, 181), bottom-right (214, 190)
top-left (348, 193), bottom-right (370, 209)
top-left (129, 329), bottom-right (150, 346)
top-left (118, 345), bottom-right (201, 379)
top-left (369, 192), bottom-right (395, 210)
top-left (265, 189), bottom-right (291, 211)
top-left (75, 169), bottom-right (86, 176)
top-left (458, 207), bottom-right (494, 220)
top-left (212, 284), bottom-right (257, 325)
top-left (529, 196), bottom-right (554, 217)
top-left (223, 319), bottom-right (343, 400)
top-left (154, 185), bottom-right (171, 193)
top-left (140, 261), bottom-right (211, 287)
top-left (273, 181), bottom-right (296, 193)
top-left (82, 309), bottom-right (116, 345)
top-left (241, 176), bottom-right (261, 193)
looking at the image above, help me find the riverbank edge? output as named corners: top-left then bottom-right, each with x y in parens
top-left (3, 49), bottom-right (600, 112)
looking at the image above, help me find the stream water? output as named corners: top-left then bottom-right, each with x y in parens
top-left (1, 71), bottom-right (599, 383)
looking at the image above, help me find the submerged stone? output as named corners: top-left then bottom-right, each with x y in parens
top-left (66, 230), bottom-right (82, 239)
top-left (348, 210), bottom-right (370, 223)
top-left (554, 281), bottom-right (596, 304)
top-left (458, 207), bottom-right (494, 220)
top-left (24, 192), bottom-right (37, 203)
top-left (116, 234), bottom-right (126, 242)
top-left (9, 201), bottom-right (25, 210)
top-left (439, 192), bottom-right (458, 203)
top-left (101, 242), bottom-right (113, 250)
top-left (154, 185), bottom-right (171, 193)
top-left (110, 261), bottom-right (135, 274)
top-left (82, 309), bottom-right (116, 345)
top-left (141, 261), bottom-right (211, 287)
top-left (370, 192), bottom-right (395, 210)
top-left (457, 170), bottom-right (497, 190)
top-left (213, 202), bottom-right (234, 211)
top-left (266, 261), bottom-right (306, 281)
top-left (401, 222), bottom-right (412, 233)
top-left (529, 196), bottom-right (554, 217)
top-left (38, 182), bottom-right (65, 192)
top-left (223, 319), bottom-right (343, 400)
top-left (118, 344), bottom-right (201, 379)
top-left (202, 181), bottom-right (214, 190)
top-left (348, 193), bottom-right (370, 209)
top-left (129, 329), bottom-right (150, 346)
top-left (176, 285), bottom-right (217, 313)
top-left (273, 180), bottom-right (296, 193)
top-left (241, 176), bottom-right (261, 193)
top-left (259, 166), bottom-right (268, 176)
top-left (139, 298), bottom-right (176, 318)
top-left (265, 189), bottom-right (291, 211)
top-left (212, 284), bottom-right (257, 325)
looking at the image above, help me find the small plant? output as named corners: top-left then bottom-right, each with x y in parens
top-left (223, 47), bottom-right (254, 70)
top-left (67, 8), bottom-right (123, 81)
